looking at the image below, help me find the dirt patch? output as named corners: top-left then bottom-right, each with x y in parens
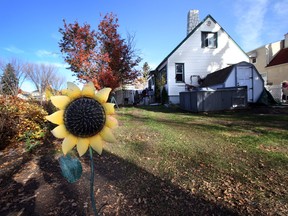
top-left (0, 139), bottom-right (239, 216)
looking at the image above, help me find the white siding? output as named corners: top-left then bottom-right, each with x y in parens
top-left (166, 17), bottom-right (249, 103)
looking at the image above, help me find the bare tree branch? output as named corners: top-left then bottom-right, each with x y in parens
top-left (24, 63), bottom-right (59, 93)
top-left (9, 58), bottom-right (27, 89)
top-left (51, 75), bottom-right (66, 91)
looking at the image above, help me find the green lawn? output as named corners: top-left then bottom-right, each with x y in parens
top-left (106, 106), bottom-right (288, 214)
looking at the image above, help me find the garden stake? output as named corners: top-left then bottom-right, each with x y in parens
top-left (89, 147), bottom-right (98, 216)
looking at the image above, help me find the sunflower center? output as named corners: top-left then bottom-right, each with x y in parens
top-left (64, 97), bottom-right (106, 138)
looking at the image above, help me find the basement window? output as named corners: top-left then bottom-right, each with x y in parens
top-left (201, 32), bottom-right (218, 49)
top-left (175, 63), bottom-right (184, 83)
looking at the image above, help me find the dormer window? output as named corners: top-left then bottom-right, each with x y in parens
top-left (201, 32), bottom-right (218, 49)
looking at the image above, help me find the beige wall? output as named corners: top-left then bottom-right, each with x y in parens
top-left (266, 63), bottom-right (288, 85)
top-left (247, 40), bottom-right (283, 73)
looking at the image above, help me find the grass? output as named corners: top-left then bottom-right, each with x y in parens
top-left (105, 105), bottom-right (288, 214)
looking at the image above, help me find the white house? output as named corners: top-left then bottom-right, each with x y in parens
top-left (152, 10), bottom-right (249, 104)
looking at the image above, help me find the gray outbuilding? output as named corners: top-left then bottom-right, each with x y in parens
top-left (200, 61), bottom-right (264, 103)
top-left (179, 62), bottom-right (265, 112)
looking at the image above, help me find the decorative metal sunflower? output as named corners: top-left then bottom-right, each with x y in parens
top-left (46, 82), bottom-right (118, 156)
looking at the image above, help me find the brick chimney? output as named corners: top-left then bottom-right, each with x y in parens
top-left (284, 33), bottom-right (288, 48)
top-left (187, 10), bottom-right (199, 35)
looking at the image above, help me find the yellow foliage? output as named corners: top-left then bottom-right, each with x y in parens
top-left (0, 96), bottom-right (48, 148)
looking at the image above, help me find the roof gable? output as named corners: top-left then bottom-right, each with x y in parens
top-left (155, 14), bottom-right (212, 71)
top-left (266, 47), bottom-right (288, 67)
top-left (155, 14), bottom-right (247, 71)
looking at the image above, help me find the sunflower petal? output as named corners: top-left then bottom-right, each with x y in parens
top-left (77, 138), bottom-right (89, 156)
top-left (89, 135), bottom-right (104, 155)
top-left (50, 96), bottom-right (70, 109)
top-left (82, 82), bottom-right (96, 97)
top-left (62, 134), bottom-right (78, 155)
top-left (61, 89), bottom-right (67, 95)
top-left (103, 103), bottom-right (115, 115)
top-left (105, 115), bottom-right (118, 129)
top-left (51, 125), bottom-right (69, 139)
top-left (100, 126), bottom-right (117, 143)
top-left (46, 110), bottom-right (65, 125)
top-left (67, 82), bottom-right (81, 99)
top-left (94, 88), bottom-right (111, 103)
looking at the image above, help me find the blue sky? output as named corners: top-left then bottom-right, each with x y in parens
top-left (0, 0), bottom-right (287, 91)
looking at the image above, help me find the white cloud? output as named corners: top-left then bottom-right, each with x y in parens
top-left (4, 46), bottom-right (24, 54)
top-left (36, 49), bottom-right (59, 58)
top-left (52, 62), bottom-right (69, 69)
top-left (34, 60), bottom-right (69, 69)
top-left (234, 0), bottom-right (269, 51)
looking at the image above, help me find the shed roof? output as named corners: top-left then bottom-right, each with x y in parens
top-left (201, 65), bottom-right (233, 87)
top-left (266, 47), bottom-right (288, 67)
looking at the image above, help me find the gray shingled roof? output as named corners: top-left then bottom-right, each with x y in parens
top-left (201, 65), bottom-right (234, 87)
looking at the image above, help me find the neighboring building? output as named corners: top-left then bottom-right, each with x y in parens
top-left (114, 84), bottom-right (146, 106)
top-left (152, 10), bottom-right (249, 104)
top-left (247, 33), bottom-right (288, 86)
top-left (31, 90), bottom-right (46, 101)
top-left (247, 34), bottom-right (288, 101)
top-left (17, 91), bottom-right (31, 100)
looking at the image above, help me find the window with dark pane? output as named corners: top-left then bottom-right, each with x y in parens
top-left (201, 32), bottom-right (217, 49)
top-left (175, 63), bottom-right (184, 83)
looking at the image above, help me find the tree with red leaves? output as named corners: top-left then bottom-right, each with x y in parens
top-left (59, 13), bottom-right (141, 90)
top-left (97, 13), bottom-right (141, 89)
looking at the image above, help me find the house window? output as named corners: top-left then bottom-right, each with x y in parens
top-left (148, 77), bottom-right (154, 89)
top-left (201, 32), bottom-right (217, 48)
top-left (175, 63), bottom-right (184, 82)
top-left (251, 57), bottom-right (256, 63)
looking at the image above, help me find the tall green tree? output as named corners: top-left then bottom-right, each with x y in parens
top-left (134, 62), bottom-right (151, 89)
top-left (0, 58), bottom-right (27, 92)
top-left (142, 62), bottom-right (151, 79)
top-left (1, 63), bottom-right (18, 95)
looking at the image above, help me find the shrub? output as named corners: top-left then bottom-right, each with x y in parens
top-left (0, 105), bottom-right (16, 149)
top-left (0, 96), bottom-right (48, 150)
top-left (19, 131), bottom-right (42, 152)
top-left (161, 87), bottom-right (168, 104)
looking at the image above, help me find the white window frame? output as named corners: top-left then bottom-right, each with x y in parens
top-left (175, 63), bottom-right (185, 83)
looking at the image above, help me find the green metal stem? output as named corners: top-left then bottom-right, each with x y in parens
top-left (89, 147), bottom-right (98, 216)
